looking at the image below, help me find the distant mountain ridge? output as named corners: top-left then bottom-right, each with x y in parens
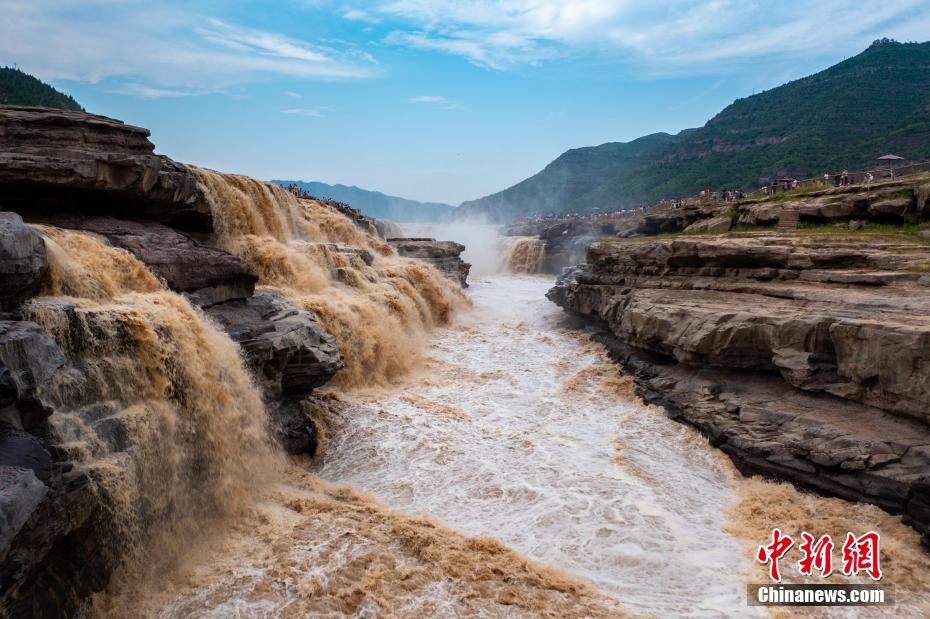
top-left (458, 39), bottom-right (930, 223)
top-left (273, 180), bottom-right (455, 222)
top-left (0, 67), bottom-right (82, 111)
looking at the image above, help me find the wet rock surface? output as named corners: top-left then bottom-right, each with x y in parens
top-left (0, 106), bottom-right (208, 230)
top-left (272, 394), bottom-right (344, 456)
top-left (0, 213), bottom-right (48, 311)
top-left (206, 292), bottom-right (344, 400)
top-left (388, 237), bottom-right (471, 287)
top-left (549, 232), bottom-right (930, 544)
top-left (0, 316), bottom-right (108, 618)
top-left (0, 320), bottom-right (65, 435)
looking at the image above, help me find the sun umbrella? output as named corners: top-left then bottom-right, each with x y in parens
top-left (877, 154), bottom-right (905, 177)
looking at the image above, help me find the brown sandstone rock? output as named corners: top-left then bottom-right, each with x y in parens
top-left (0, 106), bottom-right (208, 230)
top-left (549, 232), bottom-right (930, 544)
top-left (388, 238), bottom-right (471, 287)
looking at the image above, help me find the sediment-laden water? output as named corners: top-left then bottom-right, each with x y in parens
top-left (120, 272), bottom-right (930, 618)
top-left (194, 169), bottom-right (468, 387)
top-left (320, 275), bottom-right (755, 616)
top-left (25, 226), bottom-right (281, 599)
top-left (500, 237), bottom-right (546, 273)
top-left (48, 216), bottom-right (928, 617)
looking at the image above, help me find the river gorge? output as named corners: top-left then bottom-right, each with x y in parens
top-left (3, 106), bottom-right (930, 618)
top-left (93, 270), bottom-right (930, 617)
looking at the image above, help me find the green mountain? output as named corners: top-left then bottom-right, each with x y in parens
top-left (457, 39), bottom-right (930, 222)
top-left (273, 180), bottom-right (455, 222)
top-left (0, 67), bottom-right (82, 111)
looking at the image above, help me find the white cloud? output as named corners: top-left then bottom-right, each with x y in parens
top-left (0, 0), bottom-right (378, 97)
top-left (343, 8), bottom-right (381, 23)
top-left (112, 83), bottom-right (215, 98)
top-left (376, 0), bottom-right (930, 71)
top-left (281, 106), bottom-right (332, 117)
top-left (409, 95), bottom-right (462, 109)
top-left (285, 91), bottom-right (303, 98)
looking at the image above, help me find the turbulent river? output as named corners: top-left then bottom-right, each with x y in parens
top-left (101, 229), bottom-right (930, 618)
top-left (324, 275), bottom-right (751, 615)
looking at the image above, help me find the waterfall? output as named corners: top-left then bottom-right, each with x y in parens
top-left (193, 169), bottom-right (468, 387)
top-left (24, 226), bottom-right (280, 585)
top-left (501, 236), bottom-right (546, 273)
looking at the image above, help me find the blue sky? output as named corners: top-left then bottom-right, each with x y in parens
top-left (3, 1), bottom-right (930, 205)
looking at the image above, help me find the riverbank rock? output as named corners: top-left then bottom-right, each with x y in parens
top-left (206, 293), bottom-right (343, 400)
top-left (0, 106), bottom-right (208, 230)
top-left (0, 466), bottom-right (48, 556)
top-left (549, 232), bottom-right (930, 544)
top-left (388, 238), bottom-right (471, 287)
top-left (738, 178), bottom-right (930, 227)
top-left (272, 394), bottom-right (344, 456)
top-left (0, 213), bottom-right (48, 311)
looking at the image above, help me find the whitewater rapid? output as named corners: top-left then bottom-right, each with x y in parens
top-left (321, 274), bottom-right (755, 616)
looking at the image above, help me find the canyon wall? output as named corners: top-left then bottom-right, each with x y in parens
top-left (549, 231), bottom-right (930, 545)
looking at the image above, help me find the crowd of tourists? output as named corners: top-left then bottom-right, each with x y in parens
top-left (284, 183), bottom-right (370, 224)
top-left (511, 206), bottom-right (648, 226)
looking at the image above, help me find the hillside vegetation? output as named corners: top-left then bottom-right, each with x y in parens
top-left (458, 39), bottom-right (930, 222)
top-left (0, 67), bottom-right (82, 111)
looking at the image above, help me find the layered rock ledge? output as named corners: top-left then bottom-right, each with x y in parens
top-left (0, 106), bottom-right (208, 230)
top-left (549, 233), bottom-right (930, 544)
top-left (388, 237), bottom-right (471, 287)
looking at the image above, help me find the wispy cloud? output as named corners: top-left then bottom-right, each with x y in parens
top-left (409, 95), bottom-right (462, 109)
top-left (112, 83), bottom-right (216, 98)
top-left (0, 0), bottom-right (378, 97)
top-left (281, 106), bottom-right (332, 117)
top-left (343, 8), bottom-right (381, 24)
top-left (377, 0), bottom-right (930, 71)
top-left (284, 90), bottom-right (303, 98)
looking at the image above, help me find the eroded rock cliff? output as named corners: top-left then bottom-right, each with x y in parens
top-left (549, 232), bottom-right (930, 544)
top-left (0, 105), bottom-right (208, 229)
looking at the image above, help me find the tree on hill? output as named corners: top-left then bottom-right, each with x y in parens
top-left (0, 67), bottom-right (82, 111)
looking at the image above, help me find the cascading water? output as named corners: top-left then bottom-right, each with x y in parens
top-left (193, 169), bottom-right (468, 386)
top-left (33, 217), bottom-right (930, 616)
top-left (105, 262), bottom-right (930, 616)
top-left (500, 236), bottom-right (546, 274)
top-left (24, 226), bottom-right (280, 604)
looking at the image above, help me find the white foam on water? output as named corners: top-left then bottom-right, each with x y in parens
top-left (320, 274), bottom-right (762, 617)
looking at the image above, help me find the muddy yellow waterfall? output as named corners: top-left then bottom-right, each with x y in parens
top-left (194, 168), bottom-right (467, 386)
